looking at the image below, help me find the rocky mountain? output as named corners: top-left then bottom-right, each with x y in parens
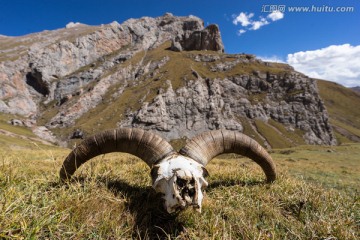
top-left (2, 13), bottom-right (357, 148)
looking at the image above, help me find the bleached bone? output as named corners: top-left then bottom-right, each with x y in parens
top-left (60, 128), bottom-right (276, 213)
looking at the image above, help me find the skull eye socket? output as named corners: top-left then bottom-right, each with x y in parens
top-left (176, 178), bottom-right (186, 188)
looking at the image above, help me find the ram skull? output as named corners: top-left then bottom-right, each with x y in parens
top-left (60, 128), bottom-right (276, 213)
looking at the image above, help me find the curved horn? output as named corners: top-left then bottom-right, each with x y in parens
top-left (60, 128), bottom-right (174, 181)
top-left (179, 130), bottom-right (276, 182)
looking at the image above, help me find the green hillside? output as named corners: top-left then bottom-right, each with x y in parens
top-left (317, 79), bottom-right (360, 144)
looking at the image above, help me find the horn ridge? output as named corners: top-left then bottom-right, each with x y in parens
top-left (60, 128), bottom-right (174, 181)
top-left (179, 129), bottom-right (276, 182)
top-left (93, 135), bottom-right (103, 155)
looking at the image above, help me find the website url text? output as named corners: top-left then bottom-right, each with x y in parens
top-left (262, 5), bottom-right (355, 13)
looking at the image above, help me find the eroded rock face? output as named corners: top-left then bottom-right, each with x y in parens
top-left (120, 78), bottom-right (243, 139)
top-left (119, 56), bottom-right (336, 145)
top-left (0, 57), bottom-right (38, 116)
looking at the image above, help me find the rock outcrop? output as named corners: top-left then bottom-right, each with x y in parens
top-left (119, 54), bottom-right (336, 145)
top-left (171, 24), bottom-right (224, 52)
top-left (0, 57), bottom-right (38, 116)
top-left (121, 78), bottom-right (243, 139)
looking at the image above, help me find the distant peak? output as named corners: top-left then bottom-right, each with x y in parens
top-left (109, 21), bottom-right (120, 28)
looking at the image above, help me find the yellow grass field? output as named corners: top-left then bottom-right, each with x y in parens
top-left (0, 135), bottom-right (359, 239)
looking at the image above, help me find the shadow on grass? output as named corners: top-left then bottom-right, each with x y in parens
top-left (51, 177), bottom-right (184, 239)
top-left (101, 177), bottom-right (184, 239)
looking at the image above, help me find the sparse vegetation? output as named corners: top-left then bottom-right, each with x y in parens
top-left (0, 133), bottom-right (358, 239)
top-left (237, 116), bottom-right (267, 148)
top-left (268, 119), bottom-right (306, 146)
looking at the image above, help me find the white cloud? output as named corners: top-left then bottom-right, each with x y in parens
top-left (258, 55), bottom-right (285, 63)
top-left (268, 11), bottom-right (284, 21)
top-left (250, 17), bottom-right (269, 30)
top-left (233, 11), bottom-right (284, 35)
top-left (287, 44), bottom-right (360, 87)
top-left (232, 12), bottom-right (254, 27)
top-left (237, 29), bottom-right (247, 35)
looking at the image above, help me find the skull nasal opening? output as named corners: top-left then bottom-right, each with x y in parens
top-left (176, 177), bottom-right (196, 197)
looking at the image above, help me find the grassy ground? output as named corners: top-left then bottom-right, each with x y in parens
top-left (0, 113), bottom-right (36, 138)
top-left (0, 134), bottom-right (359, 239)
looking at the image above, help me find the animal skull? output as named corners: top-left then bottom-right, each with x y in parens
top-left (151, 154), bottom-right (208, 213)
top-left (60, 128), bottom-right (276, 213)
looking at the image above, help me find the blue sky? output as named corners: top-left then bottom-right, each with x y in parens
top-left (1, 0), bottom-right (359, 86)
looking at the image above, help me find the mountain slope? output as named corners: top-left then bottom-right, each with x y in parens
top-left (317, 80), bottom-right (360, 144)
top-left (351, 86), bottom-right (360, 93)
top-left (37, 40), bottom-right (335, 148)
top-left (2, 14), bottom-right (359, 148)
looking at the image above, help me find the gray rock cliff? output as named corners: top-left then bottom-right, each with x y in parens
top-left (119, 54), bottom-right (336, 145)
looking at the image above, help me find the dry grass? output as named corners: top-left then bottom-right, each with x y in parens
top-left (0, 134), bottom-right (359, 239)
